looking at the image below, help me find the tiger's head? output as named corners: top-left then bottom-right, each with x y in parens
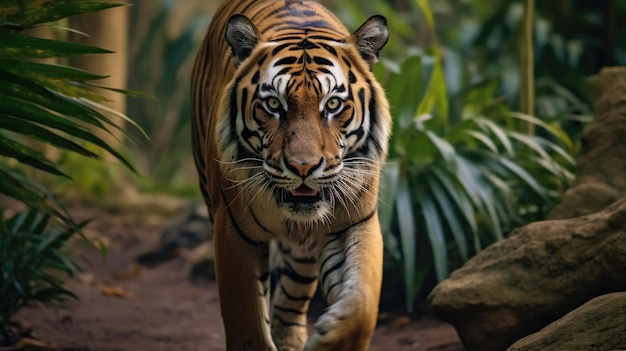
top-left (216, 14), bottom-right (391, 225)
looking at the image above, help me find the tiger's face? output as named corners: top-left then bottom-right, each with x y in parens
top-left (217, 15), bottom-right (390, 224)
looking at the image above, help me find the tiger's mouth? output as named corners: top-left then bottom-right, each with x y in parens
top-left (275, 185), bottom-right (325, 204)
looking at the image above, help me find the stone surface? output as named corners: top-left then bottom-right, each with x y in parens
top-left (549, 67), bottom-right (626, 220)
top-left (428, 198), bottom-right (626, 351)
top-left (428, 67), bottom-right (626, 351)
top-left (507, 292), bottom-right (626, 351)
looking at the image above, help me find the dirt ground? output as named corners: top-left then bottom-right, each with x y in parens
top-left (15, 207), bottom-right (465, 351)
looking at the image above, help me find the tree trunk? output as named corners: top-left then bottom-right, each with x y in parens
top-left (70, 2), bottom-right (129, 161)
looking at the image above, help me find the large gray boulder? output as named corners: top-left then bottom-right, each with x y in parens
top-left (428, 198), bottom-right (626, 351)
top-left (428, 67), bottom-right (626, 351)
top-left (549, 67), bottom-right (626, 220)
top-left (507, 292), bottom-right (626, 351)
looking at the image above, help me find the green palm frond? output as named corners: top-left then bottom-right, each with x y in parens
top-left (0, 0), bottom-right (148, 225)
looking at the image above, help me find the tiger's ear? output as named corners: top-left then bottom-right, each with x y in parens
top-left (225, 14), bottom-right (259, 67)
top-left (349, 15), bottom-right (389, 70)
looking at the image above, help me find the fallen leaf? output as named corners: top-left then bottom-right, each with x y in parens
top-left (99, 284), bottom-right (135, 299)
top-left (113, 264), bottom-right (143, 281)
top-left (17, 337), bottom-right (52, 348)
top-left (391, 315), bottom-right (411, 328)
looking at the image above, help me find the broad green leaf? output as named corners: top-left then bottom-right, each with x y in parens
top-left (464, 130), bottom-right (499, 153)
top-left (0, 113), bottom-right (97, 157)
top-left (473, 117), bottom-right (515, 156)
top-left (0, 75), bottom-right (138, 172)
top-left (416, 186), bottom-right (448, 281)
top-left (498, 157), bottom-right (548, 201)
top-left (0, 59), bottom-right (107, 81)
top-left (396, 175), bottom-right (417, 313)
top-left (36, 78), bottom-right (109, 102)
top-left (507, 131), bottom-right (551, 160)
top-left (0, 168), bottom-right (76, 227)
top-left (0, 71), bottom-right (109, 130)
top-left (0, 32), bottom-right (113, 59)
top-left (0, 96), bottom-right (110, 152)
top-left (426, 130), bottom-right (456, 170)
top-left (0, 134), bottom-right (67, 177)
top-left (0, 1), bottom-right (122, 26)
top-left (425, 172), bottom-right (468, 261)
top-left (413, 0), bottom-right (436, 31)
top-left (78, 98), bottom-right (149, 141)
top-left (387, 55), bottom-right (424, 130)
top-left (532, 156), bottom-right (574, 182)
top-left (509, 111), bottom-right (573, 149)
top-left (455, 155), bottom-right (502, 241)
top-left (81, 82), bottom-right (157, 100)
top-left (536, 138), bottom-right (576, 165)
top-left (378, 162), bottom-right (401, 261)
top-left (430, 166), bottom-right (478, 236)
top-left (403, 129), bottom-right (435, 165)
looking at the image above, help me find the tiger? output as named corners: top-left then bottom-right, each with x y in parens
top-left (190, 0), bottom-right (391, 350)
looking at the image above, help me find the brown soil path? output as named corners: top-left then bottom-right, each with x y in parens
top-left (16, 208), bottom-right (464, 351)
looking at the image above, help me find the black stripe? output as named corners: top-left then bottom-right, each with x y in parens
top-left (278, 243), bottom-right (318, 264)
top-left (228, 79), bottom-right (240, 143)
top-left (259, 271), bottom-right (270, 282)
top-left (324, 281), bottom-right (342, 303)
top-left (290, 255), bottom-right (317, 264)
top-left (328, 208), bottom-right (377, 237)
top-left (320, 248), bottom-right (344, 270)
top-left (280, 284), bottom-right (312, 302)
top-left (272, 43), bottom-right (292, 55)
top-left (313, 56), bottom-right (333, 66)
top-left (219, 187), bottom-right (259, 246)
top-left (319, 43), bottom-right (337, 56)
top-left (274, 305), bottom-right (306, 315)
top-left (278, 260), bottom-right (317, 284)
top-left (251, 208), bottom-right (275, 236)
top-left (273, 315), bottom-right (306, 328)
top-left (275, 56), bottom-right (298, 66)
top-left (320, 255), bottom-right (346, 287)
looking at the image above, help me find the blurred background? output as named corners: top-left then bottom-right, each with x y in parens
top-left (3, 0), bottom-right (626, 315)
top-left (119, 0), bottom-right (626, 311)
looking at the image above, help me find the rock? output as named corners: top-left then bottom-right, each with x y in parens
top-left (549, 67), bottom-right (626, 220)
top-left (507, 292), bottom-right (626, 351)
top-left (428, 198), bottom-right (626, 351)
top-left (137, 201), bottom-right (213, 268)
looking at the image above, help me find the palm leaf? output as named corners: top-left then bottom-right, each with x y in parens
top-left (424, 172), bottom-right (469, 261)
top-left (416, 184), bottom-right (448, 281)
top-left (396, 175), bottom-right (417, 313)
top-left (0, 1), bottom-right (122, 26)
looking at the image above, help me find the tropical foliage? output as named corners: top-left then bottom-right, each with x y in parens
top-left (0, 209), bottom-right (86, 343)
top-left (329, 0), bottom-right (584, 312)
top-left (121, 0), bottom-right (615, 312)
top-left (0, 0), bottom-right (145, 340)
top-left (0, 0), bottom-right (145, 223)
top-left (126, 0), bottom-right (216, 194)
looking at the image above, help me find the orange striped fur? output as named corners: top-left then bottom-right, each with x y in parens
top-left (191, 1), bottom-right (391, 350)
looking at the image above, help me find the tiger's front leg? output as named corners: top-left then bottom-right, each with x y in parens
top-left (270, 241), bottom-right (320, 351)
top-left (305, 214), bottom-right (383, 351)
top-left (213, 210), bottom-right (277, 351)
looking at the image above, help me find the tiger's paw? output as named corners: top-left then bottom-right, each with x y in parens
top-left (272, 325), bottom-right (308, 351)
top-left (303, 296), bottom-right (376, 351)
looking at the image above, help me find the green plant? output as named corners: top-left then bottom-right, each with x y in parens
top-left (126, 0), bottom-right (215, 192)
top-left (0, 208), bottom-right (87, 345)
top-left (374, 0), bottom-right (576, 313)
top-left (0, 0), bottom-right (146, 223)
top-left (0, 1), bottom-right (146, 343)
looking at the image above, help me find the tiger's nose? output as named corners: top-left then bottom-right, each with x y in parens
top-left (286, 157), bottom-right (323, 177)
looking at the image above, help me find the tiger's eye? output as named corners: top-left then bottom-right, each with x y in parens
top-left (266, 97), bottom-right (281, 112)
top-left (326, 97), bottom-right (341, 112)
